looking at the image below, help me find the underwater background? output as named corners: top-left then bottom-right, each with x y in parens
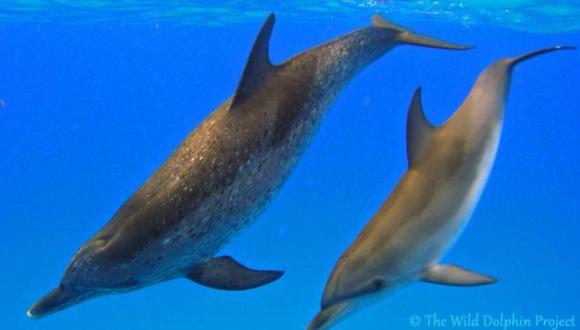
top-left (0, 1), bottom-right (578, 329)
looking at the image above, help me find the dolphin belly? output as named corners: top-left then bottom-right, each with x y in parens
top-left (425, 121), bottom-right (503, 264)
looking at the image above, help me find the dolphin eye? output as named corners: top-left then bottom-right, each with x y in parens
top-left (94, 234), bottom-right (113, 249)
top-left (372, 278), bottom-right (386, 289)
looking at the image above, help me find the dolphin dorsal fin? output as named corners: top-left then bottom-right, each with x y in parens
top-left (406, 87), bottom-right (435, 167)
top-left (230, 14), bottom-right (276, 109)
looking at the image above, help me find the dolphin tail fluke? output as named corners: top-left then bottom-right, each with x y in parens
top-left (509, 45), bottom-right (576, 67)
top-left (186, 256), bottom-right (283, 290)
top-left (371, 14), bottom-right (474, 50)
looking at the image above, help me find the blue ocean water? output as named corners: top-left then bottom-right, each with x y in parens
top-left (0, 2), bottom-right (579, 330)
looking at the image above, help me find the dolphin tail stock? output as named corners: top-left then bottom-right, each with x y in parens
top-left (371, 14), bottom-right (474, 50)
top-left (507, 45), bottom-right (576, 68)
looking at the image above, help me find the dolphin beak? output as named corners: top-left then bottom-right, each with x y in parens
top-left (308, 301), bottom-right (353, 330)
top-left (27, 287), bottom-right (85, 319)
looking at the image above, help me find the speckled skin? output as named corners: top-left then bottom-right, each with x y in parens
top-left (29, 15), bottom-right (465, 318)
top-left (68, 22), bottom-right (400, 288)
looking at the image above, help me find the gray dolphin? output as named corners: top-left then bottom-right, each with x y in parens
top-left (308, 45), bottom-right (575, 330)
top-left (28, 14), bottom-right (470, 318)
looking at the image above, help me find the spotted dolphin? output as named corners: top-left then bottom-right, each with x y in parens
top-left (28, 14), bottom-right (470, 318)
top-left (308, 46), bottom-right (575, 330)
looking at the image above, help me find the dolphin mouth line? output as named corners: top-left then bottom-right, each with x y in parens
top-left (27, 286), bottom-right (96, 319)
top-left (308, 300), bottom-right (353, 330)
top-left (26, 309), bottom-right (39, 319)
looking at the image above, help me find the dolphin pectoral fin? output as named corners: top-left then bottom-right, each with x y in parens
top-left (186, 256), bottom-right (284, 290)
top-left (406, 87), bottom-right (436, 167)
top-left (371, 14), bottom-right (474, 50)
top-left (422, 264), bottom-right (497, 286)
top-left (230, 13), bottom-right (276, 108)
